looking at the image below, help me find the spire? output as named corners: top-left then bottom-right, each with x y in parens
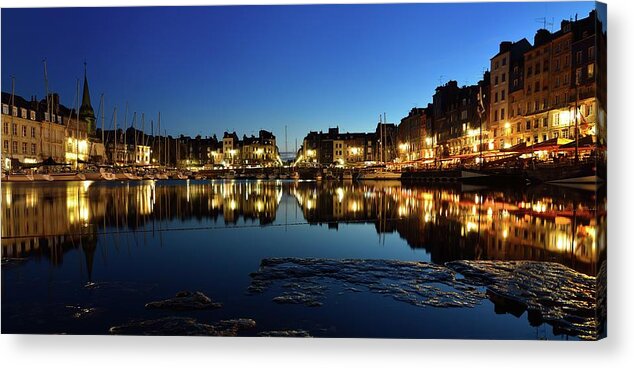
top-left (79, 62), bottom-right (96, 135)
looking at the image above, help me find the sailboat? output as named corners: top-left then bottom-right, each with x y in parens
top-left (358, 113), bottom-right (401, 180)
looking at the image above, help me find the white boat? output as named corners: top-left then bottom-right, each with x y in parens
top-left (115, 172), bottom-right (140, 181)
top-left (143, 173), bottom-right (156, 180)
top-left (278, 174), bottom-right (289, 180)
top-left (6, 172), bottom-right (35, 182)
top-left (155, 173), bottom-right (169, 180)
top-left (50, 172), bottom-right (86, 181)
top-left (357, 170), bottom-right (401, 180)
top-left (32, 173), bottom-right (54, 182)
top-left (268, 173), bottom-right (278, 180)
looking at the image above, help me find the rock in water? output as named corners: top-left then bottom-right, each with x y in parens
top-left (145, 291), bottom-right (222, 310)
top-left (258, 330), bottom-right (312, 337)
top-left (109, 317), bottom-right (256, 336)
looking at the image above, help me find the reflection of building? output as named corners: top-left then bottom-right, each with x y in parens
top-left (291, 182), bottom-right (603, 275)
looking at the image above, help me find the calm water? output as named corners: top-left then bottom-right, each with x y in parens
top-left (1, 179), bottom-right (606, 339)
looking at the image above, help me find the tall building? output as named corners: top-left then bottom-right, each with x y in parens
top-left (396, 106), bottom-right (434, 162)
top-left (489, 39), bottom-right (531, 149)
top-left (298, 127), bottom-right (375, 166)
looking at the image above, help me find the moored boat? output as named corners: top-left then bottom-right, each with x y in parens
top-left (357, 170), bottom-right (401, 180)
top-left (6, 172), bottom-right (35, 182)
top-left (49, 172), bottom-right (86, 181)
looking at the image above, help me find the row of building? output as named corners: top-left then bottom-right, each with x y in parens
top-left (1, 69), bottom-right (282, 170)
top-left (296, 10), bottom-right (606, 167)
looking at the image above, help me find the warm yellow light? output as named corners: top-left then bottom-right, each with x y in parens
top-left (504, 122), bottom-right (510, 130)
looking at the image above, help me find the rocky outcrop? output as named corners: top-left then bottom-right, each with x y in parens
top-left (145, 291), bottom-right (222, 311)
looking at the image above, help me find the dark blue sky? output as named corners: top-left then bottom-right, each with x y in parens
top-left (2, 2), bottom-right (596, 151)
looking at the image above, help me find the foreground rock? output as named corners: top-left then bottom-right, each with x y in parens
top-left (249, 257), bottom-right (601, 340)
top-left (447, 260), bottom-right (600, 340)
top-left (109, 317), bottom-right (256, 336)
top-left (258, 329), bottom-right (312, 337)
top-left (145, 291), bottom-right (222, 310)
top-left (249, 258), bottom-right (485, 309)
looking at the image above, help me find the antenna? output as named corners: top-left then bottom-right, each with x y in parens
top-left (535, 17), bottom-right (553, 31)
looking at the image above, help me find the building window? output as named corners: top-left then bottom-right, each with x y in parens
top-left (12, 123), bottom-right (17, 135)
top-left (535, 81), bottom-right (540, 92)
top-left (562, 129), bottom-right (569, 139)
top-left (502, 57), bottom-right (506, 66)
top-left (501, 73), bottom-right (506, 83)
top-left (513, 79), bottom-right (518, 88)
top-left (535, 62), bottom-right (541, 74)
top-left (2, 104), bottom-right (8, 115)
top-left (3, 140), bottom-right (8, 152)
top-left (527, 66), bottom-right (533, 77)
top-left (543, 134), bottom-right (547, 141)
top-left (555, 59), bottom-right (560, 71)
top-left (543, 60), bottom-right (549, 72)
top-left (501, 90), bottom-right (506, 101)
top-left (534, 135), bottom-right (539, 143)
top-left (526, 121), bottom-right (531, 130)
top-left (21, 108), bottom-right (27, 119)
top-left (588, 46), bottom-right (595, 60)
top-left (534, 120), bottom-right (539, 129)
top-left (30, 111), bottom-right (36, 120)
top-left (494, 92), bottom-right (498, 103)
top-left (21, 125), bottom-right (27, 137)
top-left (3, 122), bottom-right (8, 135)
top-left (517, 122), bottom-right (521, 132)
top-left (500, 108), bottom-right (505, 120)
top-left (564, 74), bottom-right (569, 85)
top-left (495, 76), bottom-right (498, 85)
top-left (494, 110), bottom-right (498, 122)
top-left (576, 51), bottom-right (583, 64)
top-left (587, 63), bottom-right (595, 79)
top-left (575, 68), bottom-right (582, 85)
top-left (12, 141), bottom-right (18, 153)
top-left (31, 127), bottom-right (36, 138)
top-left (495, 61), bottom-right (499, 70)
top-left (543, 117), bottom-right (548, 127)
top-left (22, 142), bottom-right (27, 154)
top-left (31, 143), bottom-right (36, 155)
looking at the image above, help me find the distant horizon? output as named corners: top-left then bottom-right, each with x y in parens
top-left (2, 2), bottom-right (598, 151)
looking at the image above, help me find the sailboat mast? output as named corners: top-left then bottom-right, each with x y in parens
top-left (10, 76), bottom-right (15, 165)
top-left (43, 59), bottom-right (52, 158)
top-left (124, 103), bottom-right (128, 166)
top-left (75, 78), bottom-right (80, 171)
top-left (113, 107), bottom-right (117, 166)
top-left (383, 112), bottom-right (387, 163)
top-left (133, 112), bottom-right (137, 166)
top-left (157, 112), bottom-right (161, 168)
top-left (378, 114), bottom-right (382, 163)
top-left (101, 95), bottom-right (105, 144)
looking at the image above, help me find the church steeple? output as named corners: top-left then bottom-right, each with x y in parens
top-left (79, 62), bottom-right (96, 135)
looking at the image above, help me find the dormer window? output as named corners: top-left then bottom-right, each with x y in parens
top-left (2, 104), bottom-right (8, 115)
top-left (21, 108), bottom-right (27, 118)
top-left (30, 111), bottom-right (36, 120)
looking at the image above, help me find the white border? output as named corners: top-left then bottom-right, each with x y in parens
top-left (1, 1), bottom-right (633, 367)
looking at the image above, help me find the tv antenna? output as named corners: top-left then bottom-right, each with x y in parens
top-left (535, 17), bottom-right (554, 31)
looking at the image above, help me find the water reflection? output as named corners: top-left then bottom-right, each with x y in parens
top-left (2, 180), bottom-right (605, 276)
top-left (293, 181), bottom-right (605, 276)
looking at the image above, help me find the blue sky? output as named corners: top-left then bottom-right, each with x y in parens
top-left (1, 2), bottom-right (598, 151)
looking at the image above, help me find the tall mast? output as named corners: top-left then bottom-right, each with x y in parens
top-left (113, 107), bottom-right (117, 166)
top-left (575, 75), bottom-right (579, 162)
top-left (378, 114), bottom-right (383, 163)
top-left (132, 112), bottom-right (137, 165)
top-left (101, 94), bottom-right (105, 144)
top-left (124, 103), bottom-right (128, 165)
top-left (43, 59), bottom-right (52, 158)
top-left (10, 76), bottom-right (15, 164)
top-left (384, 112), bottom-right (387, 163)
top-left (157, 112), bottom-right (161, 167)
top-left (75, 78), bottom-right (80, 171)
top-left (163, 129), bottom-right (170, 166)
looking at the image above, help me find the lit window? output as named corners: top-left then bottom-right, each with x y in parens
top-left (2, 104), bottom-right (8, 115)
top-left (587, 63), bottom-right (595, 79)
